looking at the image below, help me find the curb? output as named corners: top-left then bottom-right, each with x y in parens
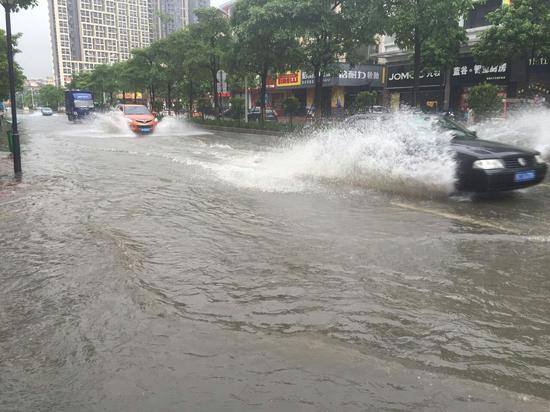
top-left (192, 123), bottom-right (286, 136)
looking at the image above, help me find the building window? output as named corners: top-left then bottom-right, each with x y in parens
top-left (465, 0), bottom-right (500, 29)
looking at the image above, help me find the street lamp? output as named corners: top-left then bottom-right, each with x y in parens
top-left (2, 0), bottom-right (22, 175)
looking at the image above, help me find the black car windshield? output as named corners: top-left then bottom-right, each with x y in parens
top-left (437, 116), bottom-right (477, 140)
top-left (124, 106), bottom-right (150, 115)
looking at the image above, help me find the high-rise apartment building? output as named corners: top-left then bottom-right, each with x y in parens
top-left (152, 0), bottom-right (210, 40)
top-left (48, 0), bottom-right (154, 86)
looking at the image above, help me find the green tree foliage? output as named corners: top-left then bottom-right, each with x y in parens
top-left (166, 28), bottom-right (211, 116)
top-left (473, 0), bottom-right (550, 94)
top-left (0, 29), bottom-right (25, 101)
top-left (189, 8), bottom-right (232, 116)
top-left (293, 0), bottom-right (383, 116)
top-left (8, 0), bottom-right (37, 10)
top-left (89, 64), bottom-right (118, 106)
top-left (467, 83), bottom-right (502, 120)
top-left (353, 90), bottom-right (377, 112)
top-left (231, 0), bottom-right (301, 122)
top-left (130, 47), bottom-right (165, 108)
top-left (38, 84), bottom-right (64, 109)
top-left (226, 96), bottom-right (245, 120)
top-left (386, 0), bottom-right (473, 106)
top-left (67, 71), bottom-right (92, 90)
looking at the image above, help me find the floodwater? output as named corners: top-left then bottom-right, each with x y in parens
top-left (1, 111), bottom-right (550, 411)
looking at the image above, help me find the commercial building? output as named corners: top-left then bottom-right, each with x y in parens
top-left (152, 0), bottom-right (210, 39)
top-left (378, 0), bottom-right (550, 112)
top-left (48, 0), bottom-right (155, 86)
top-left (262, 64), bottom-right (385, 116)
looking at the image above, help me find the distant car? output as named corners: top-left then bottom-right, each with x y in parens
top-left (248, 107), bottom-right (278, 122)
top-left (116, 104), bottom-right (158, 134)
top-left (345, 113), bottom-right (547, 192)
top-left (41, 107), bottom-right (53, 116)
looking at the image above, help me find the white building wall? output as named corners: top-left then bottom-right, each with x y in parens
top-left (49, 0), bottom-right (153, 86)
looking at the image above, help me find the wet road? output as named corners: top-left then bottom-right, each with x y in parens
top-left (1, 112), bottom-right (550, 411)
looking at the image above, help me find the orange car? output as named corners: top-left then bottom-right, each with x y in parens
top-left (117, 104), bottom-right (158, 134)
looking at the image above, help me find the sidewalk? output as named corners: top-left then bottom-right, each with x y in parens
top-left (0, 151), bottom-right (14, 182)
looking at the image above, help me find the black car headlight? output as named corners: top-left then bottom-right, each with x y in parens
top-left (535, 154), bottom-right (545, 164)
top-left (472, 159), bottom-right (505, 170)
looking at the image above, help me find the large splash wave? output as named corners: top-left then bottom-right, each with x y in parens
top-left (473, 107), bottom-right (550, 158)
top-left (212, 112), bottom-right (457, 196)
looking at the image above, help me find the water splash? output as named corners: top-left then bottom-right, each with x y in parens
top-left (473, 108), bottom-right (550, 158)
top-left (212, 111), bottom-right (457, 196)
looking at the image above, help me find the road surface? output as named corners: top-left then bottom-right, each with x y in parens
top-left (1, 112), bottom-right (550, 411)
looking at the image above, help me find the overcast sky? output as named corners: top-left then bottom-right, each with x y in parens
top-left (0, 0), bottom-right (226, 80)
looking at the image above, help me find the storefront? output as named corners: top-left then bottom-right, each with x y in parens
top-left (386, 65), bottom-right (444, 111)
top-left (449, 56), bottom-right (510, 114)
top-left (524, 58), bottom-right (550, 101)
top-left (265, 64), bottom-right (384, 116)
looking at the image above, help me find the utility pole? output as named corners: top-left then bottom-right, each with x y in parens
top-left (2, 0), bottom-right (22, 175)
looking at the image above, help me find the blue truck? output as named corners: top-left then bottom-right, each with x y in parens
top-left (64, 90), bottom-right (95, 121)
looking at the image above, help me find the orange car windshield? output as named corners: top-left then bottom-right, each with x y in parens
top-left (124, 106), bottom-right (150, 115)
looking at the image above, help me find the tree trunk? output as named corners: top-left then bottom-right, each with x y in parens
top-left (260, 68), bottom-right (268, 124)
top-left (525, 49), bottom-right (534, 97)
top-left (211, 68), bottom-right (219, 117)
top-left (122, 91), bottom-right (126, 104)
top-left (313, 65), bottom-right (323, 119)
top-left (109, 91), bottom-right (113, 106)
top-left (443, 67), bottom-right (451, 112)
top-left (188, 80), bottom-right (194, 120)
top-left (167, 82), bottom-right (172, 115)
top-left (413, 26), bottom-right (421, 108)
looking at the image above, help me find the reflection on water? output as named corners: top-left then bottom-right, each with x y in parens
top-left (1, 113), bottom-right (550, 410)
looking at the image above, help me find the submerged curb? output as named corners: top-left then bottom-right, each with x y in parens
top-left (192, 123), bottom-right (286, 136)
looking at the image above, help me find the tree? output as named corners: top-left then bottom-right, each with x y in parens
top-left (386, 0), bottom-right (473, 107)
top-left (130, 47), bottom-right (165, 109)
top-left (189, 8), bottom-right (232, 117)
top-left (282, 95), bottom-right (300, 127)
top-left (467, 83), bottom-right (502, 121)
top-left (67, 71), bottom-right (93, 91)
top-left (293, 0), bottom-right (382, 117)
top-left (231, 0), bottom-right (301, 122)
top-left (90, 64), bottom-right (118, 106)
top-left (9, 0), bottom-right (37, 10)
top-left (473, 0), bottom-right (550, 97)
top-left (353, 90), bottom-right (377, 112)
top-left (38, 84), bottom-right (64, 109)
top-left (167, 28), bottom-right (211, 117)
top-left (0, 29), bottom-right (25, 100)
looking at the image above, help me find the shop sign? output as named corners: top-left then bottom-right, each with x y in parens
top-left (451, 57), bottom-right (509, 85)
top-left (300, 64), bottom-right (383, 87)
top-left (276, 72), bottom-right (301, 87)
top-left (529, 57), bottom-right (550, 73)
top-left (387, 65), bottom-right (443, 88)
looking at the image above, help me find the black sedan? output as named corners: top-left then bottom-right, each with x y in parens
top-left (344, 114), bottom-right (548, 192)
top-left (440, 117), bottom-right (547, 192)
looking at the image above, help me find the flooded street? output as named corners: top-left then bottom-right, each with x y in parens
top-left (1, 113), bottom-right (550, 411)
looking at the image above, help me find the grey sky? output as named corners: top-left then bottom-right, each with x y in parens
top-left (1, 0), bottom-right (226, 80)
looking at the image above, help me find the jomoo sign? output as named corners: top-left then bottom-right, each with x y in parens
top-left (387, 65), bottom-right (444, 89)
